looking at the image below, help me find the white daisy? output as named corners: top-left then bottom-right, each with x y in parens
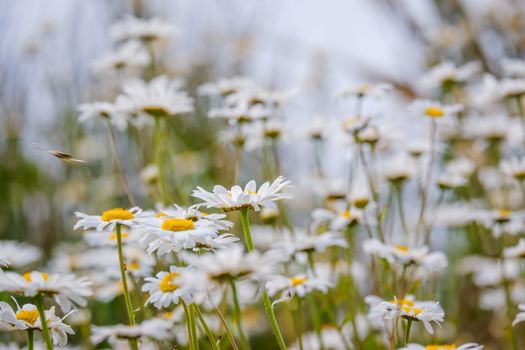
top-left (266, 274), bottom-right (332, 302)
top-left (91, 318), bottom-right (172, 345)
top-left (74, 207), bottom-right (143, 232)
top-left (91, 40), bottom-right (150, 76)
top-left (400, 343), bottom-right (483, 350)
top-left (0, 271), bottom-right (92, 312)
top-left (0, 241), bottom-right (42, 269)
top-left (192, 176), bottom-right (293, 212)
top-left (110, 16), bottom-right (175, 43)
top-left (198, 76), bottom-right (255, 97)
top-left (77, 101), bottom-right (128, 130)
top-left (336, 82), bottom-right (392, 99)
top-left (409, 99), bottom-right (463, 119)
top-left (513, 304), bottom-right (525, 326)
top-left (117, 75), bottom-right (193, 119)
top-left (142, 266), bottom-right (203, 308)
top-left (420, 61), bottom-right (480, 89)
top-left (501, 156), bottom-right (525, 180)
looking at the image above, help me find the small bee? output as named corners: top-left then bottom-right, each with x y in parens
top-left (33, 144), bottom-right (87, 164)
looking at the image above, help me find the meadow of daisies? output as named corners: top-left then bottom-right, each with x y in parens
top-left (3, 1), bottom-right (525, 350)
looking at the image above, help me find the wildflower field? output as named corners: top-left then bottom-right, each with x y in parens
top-left (2, 1), bottom-right (525, 349)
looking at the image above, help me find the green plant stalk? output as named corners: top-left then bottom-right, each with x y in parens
top-left (154, 116), bottom-right (169, 204)
top-left (182, 300), bottom-right (196, 350)
top-left (239, 209), bottom-right (287, 350)
top-left (189, 304), bottom-right (199, 350)
top-left (293, 297), bottom-right (304, 350)
top-left (27, 329), bottom-right (34, 350)
top-left (230, 279), bottom-right (251, 350)
top-left (34, 294), bottom-right (53, 350)
top-left (115, 224), bottom-right (138, 350)
top-left (403, 319), bottom-right (412, 347)
top-left (194, 304), bottom-right (220, 350)
top-left (212, 303), bottom-right (240, 350)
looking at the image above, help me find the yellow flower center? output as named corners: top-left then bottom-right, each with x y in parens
top-left (101, 208), bottom-right (134, 222)
top-left (109, 231), bottom-right (129, 240)
top-left (129, 261), bottom-right (141, 270)
top-left (341, 210), bottom-right (351, 219)
top-left (426, 346), bottom-right (456, 350)
top-left (392, 298), bottom-right (414, 307)
top-left (402, 305), bottom-right (423, 315)
top-left (156, 212), bottom-right (168, 218)
top-left (23, 272), bottom-right (49, 282)
top-left (395, 245), bottom-right (409, 254)
top-left (161, 218), bottom-right (195, 232)
top-left (291, 276), bottom-right (307, 287)
top-left (159, 272), bottom-right (180, 292)
top-left (16, 309), bottom-right (39, 325)
top-left (425, 106), bottom-right (444, 118)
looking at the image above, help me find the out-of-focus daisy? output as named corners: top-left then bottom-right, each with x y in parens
top-left (155, 204), bottom-right (234, 230)
top-left (269, 230), bottom-right (348, 259)
top-left (77, 101), bottom-right (128, 131)
top-left (311, 207), bottom-right (363, 230)
top-left (185, 246), bottom-right (278, 284)
top-left (91, 41), bottom-right (150, 76)
top-left (142, 266), bottom-right (201, 308)
top-left (192, 176), bottom-right (293, 212)
top-left (91, 318), bottom-right (172, 345)
top-left (0, 241), bottom-right (41, 270)
top-left (208, 100), bottom-right (271, 124)
top-left (118, 75), bottom-right (193, 119)
top-left (74, 207), bottom-right (143, 232)
top-left (400, 343), bottom-right (483, 350)
top-left (498, 78), bottom-right (525, 99)
top-left (363, 240), bottom-right (447, 274)
top-left (409, 100), bottom-right (463, 119)
top-left (475, 209), bottom-right (525, 238)
top-left (504, 239), bottom-right (525, 258)
top-left (266, 274), bottom-right (332, 302)
top-left (336, 82), bottom-right (392, 99)
top-left (110, 16), bottom-right (175, 43)
top-left (420, 61), bottom-right (480, 89)
top-left (0, 271), bottom-right (92, 312)
top-left (366, 296), bottom-right (444, 334)
top-left (199, 76), bottom-right (255, 97)
top-left (381, 154), bottom-right (418, 183)
top-left (501, 157), bottom-right (525, 180)
top-left (502, 58), bottom-right (525, 77)
top-left (513, 304), bottom-right (525, 326)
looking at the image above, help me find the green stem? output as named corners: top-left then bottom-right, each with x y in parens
top-left (189, 304), bottom-right (199, 350)
top-left (194, 305), bottom-right (219, 350)
top-left (240, 209), bottom-right (254, 251)
top-left (34, 294), bottom-right (53, 350)
top-left (212, 303), bottom-right (240, 350)
top-left (27, 329), bottom-right (34, 350)
top-left (230, 279), bottom-right (251, 350)
top-left (154, 116), bottom-right (169, 204)
top-left (239, 209), bottom-right (287, 349)
top-left (106, 120), bottom-right (135, 206)
top-left (293, 297), bottom-right (304, 350)
top-left (403, 319), bottom-right (412, 347)
top-left (115, 224), bottom-right (138, 350)
top-left (182, 300), bottom-right (196, 350)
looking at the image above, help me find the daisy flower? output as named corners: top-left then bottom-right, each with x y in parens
top-left (77, 101), bottom-right (129, 131)
top-left (155, 204), bottom-right (233, 230)
top-left (91, 318), bottom-right (172, 345)
top-left (199, 76), bottom-right (255, 97)
top-left (513, 304), bottom-right (525, 326)
top-left (192, 176), bottom-right (293, 212)
top-left (117, 75), bottom-right (193, 119)
top-left (311, 207), bottom-right (363, 230)
top-left (208, 100), bottom-right (271, 124)
top-left (409, 99), bottom-right (463, 119)
top-left (266, 274), bottom-right (332, 302)
top-left (0, 271), bottom-right (92, 312)
top-left (336, 82), bottom-right (392, 99)
top-left (366, 296), bottom-right (444, 334)
top-left (74, 207), bottom-right (143, 232)
top-left (269, 230), bottom-right (348, 258)
top-left (504, 239), bottom-right (525, 258)
top-left (0, 241), bottom-right (42, 269)
top-left (420, 61), bottom-right (480, 89)
top-left (400, 343), bottom-right (483, 350)
top-left (142, 266), bottom-right (204, 308)
top-left (185, 245), bottom-right (279, 284)
top-left (501, 156), bottom-right (525, 180)
top-left (110, 16), bottom-right (175, 43)
top-left (0, 302), bottom-right (74, 347)
top-left (91, 40), bottom-right (150, 76)
top-left (137, 214), bottom-right (236, 255)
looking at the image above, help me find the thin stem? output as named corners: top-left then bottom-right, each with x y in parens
top-left (154, 116), bottom-right (168, 204)
top-left (403, 319), bottom-right (413, 347)
top-left (34, 294), bottom-right (53, 350)
top-left (189, 304), bottom-right (199, 350)
top-left (212, 302), bottom-right (240, 350)
top-left (293, 297), bottom-right (304, 350)
top-left (115, 224), bottom-right (138, 350)
top-left (230, 280), bottom-right (251, 350)
top-left (182, 300), bottom-right (196, 350)
top-left (194, 305), bottom-right (220, 350)
top-left (238, 209), bottom-right (287, 350)
top-left (240, 209), bottom-right (254, 251)
top-left (27, 329), bottom-right (34, 350)
top-left (394, 183), bottom-right (409, 241)
top-left (105, 120), bottom-right (135, 206)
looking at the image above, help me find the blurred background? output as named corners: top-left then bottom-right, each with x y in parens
top-left (0, 0), bottom-right (523, 267)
